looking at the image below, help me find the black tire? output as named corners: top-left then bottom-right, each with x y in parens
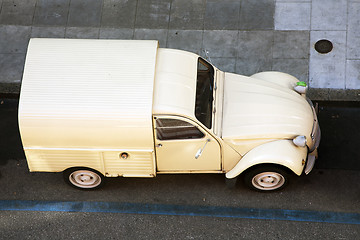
top-left (63, 167), bottom-right (105, 190)
top-left (244, 165), bottom-right (289, 192)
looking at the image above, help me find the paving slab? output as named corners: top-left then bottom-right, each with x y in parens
top-left (167, 30), bottom-right (203, 54)
top-left (273, 31), bottom-right (309, 59)
top-left (347, 2), bottom-right (360, 59)
top-left (204, 0), bottom-right (241, 30)
top-left (31, 26), bottom-right (66, 38)
top-left (203, 30), bottom-right (238, 58)
top-left (169, 0), bottom-right (205, 30)
top-left (99, 28), bottom-right (133, 39)
top-left (309, 31), bottom-right (346, 88)
top-left (346, 60), bottom-right (360, 89)
top-left (209, 57), bottom-right (236, 73)
top-left (274, 2), bottom-right (310, 30)
top-left (135, 0), bottom-right (171, 29)
top-left (236, 58), bottom-right (272, 76)
top-left (67, 0), bottom-right (102, 27)
top-left (0, 54), bottom-right (25, 83)
top-left (33, 0), bottom-right (70, 26)
top-left (65, 27), bottom-right (100, 39)
top-left (134, 29), bottom-right (168, 47)
top-left (236, 31), bottom-right (273, 76)
top-left (238, 31), bottom-right (273, 59)
top-left (101, 0), bottom-right (137, 28)
top-left (0, 0), bottom-right (36, 26)
top-left (239, 0), bottom-right (275, 30)
top-left (311, 0), bottom-right (347, 30)
top-left (0, 0), bottom-right (358, 101)
top-left (272, 58), bottom-right (309, 82)
top-left (276, 0), bottom-right (311, 2)
top-left (0, 25), bottom-right (31, 54)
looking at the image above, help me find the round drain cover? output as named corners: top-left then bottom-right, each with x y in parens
top-left (314, 39), bottom-right (333, 54)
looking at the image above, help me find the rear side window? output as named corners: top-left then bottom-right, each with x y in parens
top-left (156, 118), bottom-right (205, 140)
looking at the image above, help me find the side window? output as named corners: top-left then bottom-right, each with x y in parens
top-left (195, 58), bottom-right (214, 129)
top-left (156, 118), bottom-right (205, 141)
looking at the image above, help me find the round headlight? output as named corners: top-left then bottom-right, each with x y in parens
top-left (293, 135), bottom-right (307, 147)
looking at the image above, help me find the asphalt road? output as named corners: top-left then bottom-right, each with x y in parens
top-left (0, 98), bottom-right (359, 239)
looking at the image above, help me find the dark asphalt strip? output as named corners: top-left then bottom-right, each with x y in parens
top-left (0, 200), bottom-right (359, 225)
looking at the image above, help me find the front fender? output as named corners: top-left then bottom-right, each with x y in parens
top-left (250, 71), bottom-right (299, 89)
top-left (225, 140), bottom-right (307, 179)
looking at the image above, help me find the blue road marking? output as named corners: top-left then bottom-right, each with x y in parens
top-left (0, 200), bottom-right (359, 225)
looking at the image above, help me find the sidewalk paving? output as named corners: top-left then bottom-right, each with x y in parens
top-left (0, 0), bottom-right (359, 100)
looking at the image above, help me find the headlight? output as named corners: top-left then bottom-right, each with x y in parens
top-left (294, 81), bottom-right (308, 94)
top-left (293, 135), bottom-right (307, 147)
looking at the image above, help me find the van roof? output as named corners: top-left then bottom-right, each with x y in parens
top-left (19, 39), bottom-right (158, 149)
top-left (153, 48), bottom-right (199, 118)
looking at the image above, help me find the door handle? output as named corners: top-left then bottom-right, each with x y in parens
top-left (156, 144), bottom-right (162, 148)
top-left (195, 139), bottom-right (211, 159)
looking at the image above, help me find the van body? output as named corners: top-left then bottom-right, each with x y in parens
top-left (19, 39), bottom-right (320, 191)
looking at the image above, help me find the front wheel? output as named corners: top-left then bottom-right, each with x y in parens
top-left (63, 167), bottom-right (105, 190)
top-left (244, 165), bottom-right (289, 191)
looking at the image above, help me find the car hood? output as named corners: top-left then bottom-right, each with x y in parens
top-left (221, 73), bottom-right (313, 144)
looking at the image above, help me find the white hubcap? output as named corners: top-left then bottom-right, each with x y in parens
top-left (69, 170), bottom-right (101, 188)
top-left (252, 172), bottom-right (285, 190)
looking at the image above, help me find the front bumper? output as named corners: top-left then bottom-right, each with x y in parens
top-left (305, 99), bottom-right (321, 175)
top-left (304, 149), bottom-right (318, 175)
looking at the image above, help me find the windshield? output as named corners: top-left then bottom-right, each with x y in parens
top-left (195, 58), bottom-right (214, 129)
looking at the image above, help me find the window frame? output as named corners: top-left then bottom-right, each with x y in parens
top-left (195, 57), bottom-right (215, 129)
top-left (154, 117), bottom-right (206, 141)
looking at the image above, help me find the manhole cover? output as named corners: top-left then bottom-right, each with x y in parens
top-left (314, 39), bottom-right (333, 54)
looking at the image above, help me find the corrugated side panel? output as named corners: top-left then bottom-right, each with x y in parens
top-left (19, 39), bottom-right (157, 150)
top-left (103, 151), bottom-right (155, 177)
top-left (25, 150), bottom-right (103, 173)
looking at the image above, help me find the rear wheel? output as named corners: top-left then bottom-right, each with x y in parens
top-left (63, 167), bottom-right (105, 190)
top-left (244, 165), bottom-right (289, 191)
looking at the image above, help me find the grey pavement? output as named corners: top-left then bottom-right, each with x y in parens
top-left (0, 211), bottom-right (359, 239)
top-left (0, 210), bottom-right (358, 239)
top-left (0, 0), bottom-right (359, 100)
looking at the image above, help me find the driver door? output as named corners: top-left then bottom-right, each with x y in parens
top-left (154, 116), bottom-right (221, 172)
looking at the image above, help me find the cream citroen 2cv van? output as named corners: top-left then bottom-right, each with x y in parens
top-left (19, 39), bottom-right (320, 191)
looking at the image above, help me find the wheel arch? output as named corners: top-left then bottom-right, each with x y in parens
top-left (225, 140), bottom-right (308, 179)
top-left (62, 165), bottom-right (105, 175)
top-left (241, 163), bottom-right (293, 177)
top-left (63, 166), bottom-right (105, 175)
